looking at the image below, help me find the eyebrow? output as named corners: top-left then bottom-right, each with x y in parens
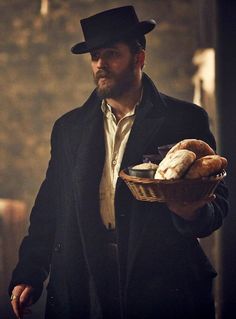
top-left (90, 47), bottom-right (119, 56)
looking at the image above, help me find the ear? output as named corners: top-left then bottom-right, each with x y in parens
top-left (135, 50), bottom-right (145, 68)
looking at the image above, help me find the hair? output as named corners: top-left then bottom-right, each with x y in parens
top-left (107, 35), bottom-right (146, 55)
top-left (122, 35), bottom-right (146, 54)
top-left (122, 36), bottom-right (146, 69)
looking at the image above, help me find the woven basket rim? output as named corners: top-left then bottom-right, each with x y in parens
top-left (119, 169), bottom-right (226, 185)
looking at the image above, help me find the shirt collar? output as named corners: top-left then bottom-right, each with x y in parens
top-left (100, 89), bottom-right (143, 119)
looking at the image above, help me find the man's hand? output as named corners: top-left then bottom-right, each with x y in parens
top-left (166, 195), bottom-right (216, 221)
top-left (10, 284), bottom-right (34, 319)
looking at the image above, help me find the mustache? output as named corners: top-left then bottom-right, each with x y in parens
top-left (95, 69), bottom-right (112, 81)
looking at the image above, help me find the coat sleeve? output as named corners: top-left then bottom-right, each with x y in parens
top-left (8, 120), bottom-right (61, 302)
top-left (170, 106), bottom-right (229, 238)
top-left (171, 180), bottom-right (229, 238)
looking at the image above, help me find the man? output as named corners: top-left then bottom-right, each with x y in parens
top-left (9, 6), bottom-right (228, 319)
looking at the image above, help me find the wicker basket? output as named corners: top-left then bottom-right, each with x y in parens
top-left (119, 169), bottom-right (226, 202)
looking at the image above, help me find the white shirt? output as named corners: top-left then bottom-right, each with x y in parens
top-left (99, 100), bottom-right (136, 229)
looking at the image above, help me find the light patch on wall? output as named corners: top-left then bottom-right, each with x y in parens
top-left (192, 48), bottom-right (215, 105)
top-left (40, 0), bottom-right (49, 16)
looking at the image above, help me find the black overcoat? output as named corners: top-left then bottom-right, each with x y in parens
top-left (10, 74), bottom-right (229, 319)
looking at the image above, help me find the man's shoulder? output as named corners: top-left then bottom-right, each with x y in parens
top-left (159, 92), bottom-right (209, 118)
top-left (144, 73), bottom-right (206, 115)
top-left (54, 90), bottom-right (100, 128)
top-left (55, 106), bottom-right (85, 126)
top-left (160, 92), bottom-right (202, 111)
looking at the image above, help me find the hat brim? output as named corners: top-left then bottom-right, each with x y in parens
top-left (71, 19), bottom-right (156, 54)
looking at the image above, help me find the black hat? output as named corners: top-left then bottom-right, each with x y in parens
top-left (71, 6), bottom-right (156, 54)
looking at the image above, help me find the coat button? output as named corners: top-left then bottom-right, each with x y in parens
top-left (54, 243), bottom-right (62, 252)
top-left (49, 295), bottom-right (55, 306)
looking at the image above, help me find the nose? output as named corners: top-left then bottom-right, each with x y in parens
top-left (97, 56), bottom-right (107, 69)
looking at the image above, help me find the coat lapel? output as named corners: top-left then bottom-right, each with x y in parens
top-left (117, 74), bottom-right (167, 189)
top-left (115, 74), bottom-right (168, 282)
top-left (72, 97), bottom-right (108, 275)
top-left (119, 105), bottom-right (165, 172)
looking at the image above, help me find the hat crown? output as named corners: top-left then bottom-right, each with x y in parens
top-left (81, 6), bottom-right (139, 40)
top-left (71, 6), bottom-right (156, 54)
top-left (81, 6), bottom-right (139, 48)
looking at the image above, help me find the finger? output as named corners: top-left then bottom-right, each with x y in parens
top-left (19, 286), bottom-right (34, 307)
top-left (11, 285), bottom-right (33, 319)
top-left (11, 286), bottom-right (26, 319)
top-left (207, 194), bottom-right (216, 202)
top-left (196, 194), bottom-right (216, 208)
top-left (11, 295), bottom-right (21, 319)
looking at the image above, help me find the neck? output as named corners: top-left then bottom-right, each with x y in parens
top-left (106, 77), bottom-right (143, 121)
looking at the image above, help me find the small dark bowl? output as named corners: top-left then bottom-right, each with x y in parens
top-left (142, 154), bottom-right (162, 164)
top-left (128, 166), bottom-right (157, 178)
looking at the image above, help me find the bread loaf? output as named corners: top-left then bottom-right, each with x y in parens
top-left (167, 139), bottom-right (215, 159)
top-left (185, 155), bottom-right (225, 179)
top-left (154, 149), bottom-right (196, 180)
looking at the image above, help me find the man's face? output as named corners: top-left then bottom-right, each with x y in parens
top-left (90, 42), bottom-right (141, 99)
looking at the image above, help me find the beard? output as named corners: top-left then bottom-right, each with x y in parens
top-left (93, 58), bottom-right (136, 99)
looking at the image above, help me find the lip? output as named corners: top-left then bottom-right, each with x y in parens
top-left (97, 75), bottom-right (109, 80)
top-left (98, 76), bottom-right (110, 83)
top-left (96, 71), bottom-right (110, 79)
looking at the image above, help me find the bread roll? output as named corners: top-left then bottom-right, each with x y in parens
top-left (167, 139), bottom-right (215, 159)
top-left (185, 155), bottom-right (223, 179)
top-left (154, 149), bottom-right (196, 180)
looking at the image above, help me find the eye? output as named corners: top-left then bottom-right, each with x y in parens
top-left (106, 50), bottom-right (120, 59)
top-left (91, 49), bottom-right (120, 62)
top-left (91, 52), bottom-right (100, 61)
